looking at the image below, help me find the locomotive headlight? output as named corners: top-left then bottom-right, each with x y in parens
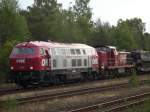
top-left (30, 66), bottom-right (33, 70)
top-left (101, 65), bottom-right (104, 69)
top-left (11, 66), bottom-right (14, 70)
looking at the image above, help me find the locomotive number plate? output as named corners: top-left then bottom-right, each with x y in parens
top-left (16, 59), bottom-right (25, 63)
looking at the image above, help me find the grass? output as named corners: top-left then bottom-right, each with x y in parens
top-left (0, 92), bottom-right (116, 112)
top-left (127, 101), bottom-right (150, 112)
top-left (129, 70), bottom-right (140, 87)
top-left (0, 98), bottom-right (17, 112)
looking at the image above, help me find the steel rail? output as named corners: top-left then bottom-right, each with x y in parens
top-left (0, 82), bottom-right (130, 105)
top-left (67, 92), bottom-right (150, 112)
top-left (0, 76), bottom-right (136, 96)
top-left (0, 75), bottom-right (149, 96)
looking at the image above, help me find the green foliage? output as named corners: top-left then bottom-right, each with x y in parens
top-left (0, 40), bottom-right (20, 79)
top-left (0, 98), bottom-right (17, 111)
top-left (129, 69), bottom-right (139, 87)
top-left (0, 0), bottom-right (30, 45)
top-left (22, 0), bottom-right (62, 41)
top-left (127, 101), bottom-right (150, 112)
top-left (113, 22), bottom-right (137, 50)
top-left (115, 18), bottom-right (146, 50)
top-left (89, 19), bottom-right (112, 46)
top-left (73, 0), bottom-right (93, 43)
top-left (0, 0), bottom-right (30, 80)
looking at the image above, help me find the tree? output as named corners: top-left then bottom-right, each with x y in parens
top-left (0, 0), bottom-right (30, 46)
top-left (0, 0), bottom-right (30, 79)
top-left (22, 0), bottom-right (62, 41)
top-left (113, 22), bottom-right (137, 50)
top-left (117, 18), bottom-right (146, 50)
top-left (0, 40), bottom-right (18, 79)
top-left (73, 0), bottom-right (93, 43)
top-left (143, 33), bottom-right (150, 50)
top-left (90, 19), bottom-right (112, 46)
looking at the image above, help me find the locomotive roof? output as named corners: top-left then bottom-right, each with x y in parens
top-left (16, 41), bottom-right (94, 49)
top-left (95, 45), bottom-right (116, 49)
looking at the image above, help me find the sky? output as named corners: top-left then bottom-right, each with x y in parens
top-left (18, 0), bottom-right (150, 33)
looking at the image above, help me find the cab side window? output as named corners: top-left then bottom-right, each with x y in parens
top-left (40, 48), bottom-right (45, 56)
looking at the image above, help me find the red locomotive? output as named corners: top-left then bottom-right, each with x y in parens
top-left (9, 41), bottom-right (99, 87)
top-left (96, 46), bottom-right (134, 78)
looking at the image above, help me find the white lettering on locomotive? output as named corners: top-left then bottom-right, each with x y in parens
top-left (42, 59), bottom-right (48, 66)
top-left (41, 59), bottom-right (45, 66)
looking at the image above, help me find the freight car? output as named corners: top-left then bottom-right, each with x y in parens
top-left (96, 46), bottom-right (134, 78)
top-left (9, 41), bottom-right (99, 87)
top-left (131, 50), bottom-right (150, 73)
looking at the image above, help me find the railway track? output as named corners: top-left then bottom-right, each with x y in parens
top-left (67, 91), bottom-right (150, 112)
top-left (0, 80), bottom-right (101, 96)
top-left (0, 79), bottom-right (149, 105)
top-left (0, 75), bottom-right (149, 96)
top-left (0, 76), bottom-right (137, 96)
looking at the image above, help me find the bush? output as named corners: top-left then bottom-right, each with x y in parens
top-left (0, 99), bottom-right (17, 112)
top-left (129, 69), bottom-right (139, 87)
top-left (0, 40), bottom-right (19, 82)
top-left (128, 101), bottom-right (150, 112)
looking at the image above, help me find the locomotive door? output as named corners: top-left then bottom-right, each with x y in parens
top-left (45, 49), bottom-right (51, 68)
top-left (40, 48), bottom-right (51, 70)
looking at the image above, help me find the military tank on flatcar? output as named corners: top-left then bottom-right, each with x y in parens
top-left (131, 50), bottom-right (150, 73)
top-left (9, 41), bottom-right (99, 87)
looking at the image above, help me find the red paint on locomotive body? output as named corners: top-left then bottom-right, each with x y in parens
top-left (9, 41), bottom-right (99, 87)
top-left (9, 42), bottom-right (51, 71)
top-left (96, 46), bottom-right (134, 72)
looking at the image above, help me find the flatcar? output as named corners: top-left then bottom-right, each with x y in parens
top-left (9, 41), bottom-right (99, 87)
top-left (96, 46), bottom-right (134, 78)
top-left (131, 50), bottom-right (150, 73)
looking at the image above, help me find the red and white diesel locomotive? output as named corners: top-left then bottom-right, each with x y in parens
top-left (9, 41), bottom-right (99, 87)
top-left (96, 46), bottom-right (134, 78)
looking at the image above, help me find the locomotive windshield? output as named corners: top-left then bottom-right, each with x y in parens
top-left (12, 47), bottom-right (34, 55)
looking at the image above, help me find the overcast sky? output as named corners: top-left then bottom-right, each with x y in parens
top-left (18, 0), bottom-right (150, 32)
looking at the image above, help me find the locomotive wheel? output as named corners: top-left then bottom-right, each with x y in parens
top-left (104, 71), bottom-right (109, 79)
top-left (51, 76), bottom-right (61, 85)
top-left (92, 72), bottom-right (99, 80)
top-left (18, 83), bottom-right (28, 88)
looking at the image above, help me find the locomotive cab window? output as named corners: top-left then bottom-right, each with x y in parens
top-left (12, 47), bottom-right (34, 55)
top-left (40, 48), bottom-right (45, 56)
